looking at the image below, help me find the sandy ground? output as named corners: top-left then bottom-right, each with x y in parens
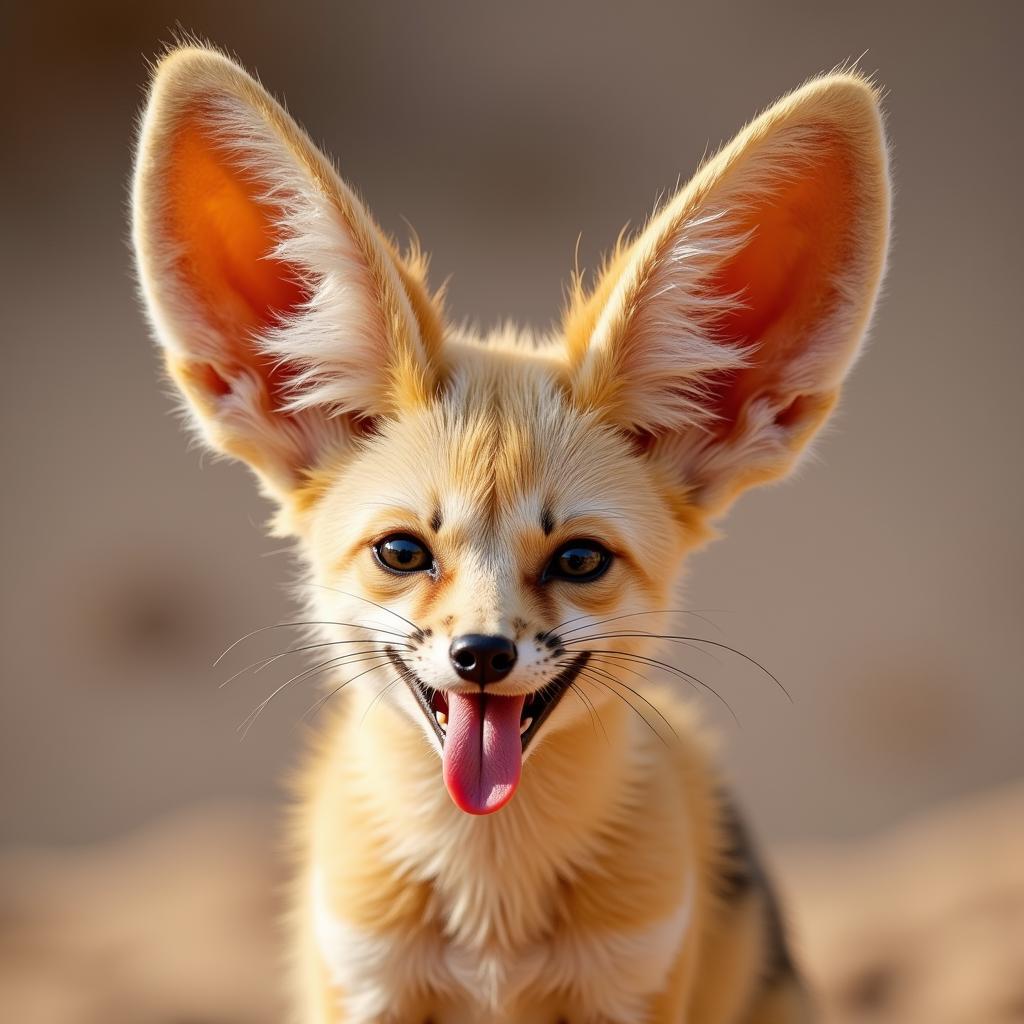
top-left (2, 785), bottom-right (1022, 1023)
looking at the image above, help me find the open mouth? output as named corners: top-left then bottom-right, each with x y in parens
top-left (386, 648), bottom-right (589, 816)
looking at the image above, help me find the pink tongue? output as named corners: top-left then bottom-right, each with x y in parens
top-left (442, 692), bottom-right (527, 815)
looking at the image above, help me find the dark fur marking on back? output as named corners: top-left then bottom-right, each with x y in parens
top-left (717, 791), bottom-right (797, 988)
top-left (760, 869), bottom-right (797, 986)
top-left (718, 793), bottom-right (756, 902)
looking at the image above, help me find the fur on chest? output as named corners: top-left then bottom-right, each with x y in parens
top-left (311, 867), bottom-right (695, 1024)
top-left (301, 696), bottom-right (710, 1022)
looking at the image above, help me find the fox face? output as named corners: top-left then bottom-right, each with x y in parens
top-left (299, 356), bottom-right (684, 812)
top-left (132, 48), bottom-right (889, 818)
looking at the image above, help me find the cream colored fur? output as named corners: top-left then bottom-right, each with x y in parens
top-left (131, 43), bottom-right (890, 1024)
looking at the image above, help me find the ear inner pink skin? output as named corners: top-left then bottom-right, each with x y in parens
top-left (442, 692), bottom-right (527, 815)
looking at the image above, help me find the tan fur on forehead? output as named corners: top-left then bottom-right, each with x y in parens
top-left (307, 337), bottom-right (679, 567)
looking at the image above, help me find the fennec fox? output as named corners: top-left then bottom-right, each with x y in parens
top-left (132, 45), bottom-right (889, 1024)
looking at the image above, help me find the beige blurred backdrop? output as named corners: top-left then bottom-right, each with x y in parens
top-left (4, 0), bottom-right (1020, 847)
top-left (2, 2), bottom-right (1022, 1020)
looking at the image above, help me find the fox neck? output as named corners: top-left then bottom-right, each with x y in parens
top-left (335, 681), bottom-right (647, 946)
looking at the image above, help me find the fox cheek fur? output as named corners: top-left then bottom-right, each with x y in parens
top-left (132, 43), bottom-right (889, 1024)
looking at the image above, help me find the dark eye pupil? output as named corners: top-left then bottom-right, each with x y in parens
top-left (546, 538), bottom-right (610, 582)
top-left (562, 549), bottom-right (598, 574)
top-left (378, 537), bottom-right (430, 572)
top-left (391, 542), bottom-right (417, 564)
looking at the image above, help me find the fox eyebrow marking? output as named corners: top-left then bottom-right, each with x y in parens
top-left (430, 506), bottom-right (443, 533)
top-left (541, 506), bottom-right (555, 536)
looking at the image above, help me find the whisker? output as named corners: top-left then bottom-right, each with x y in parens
top-left (570, 665), bottom-right (668, 746)
top-left (357, 668), bottom-right (416, 730)
top-left (550, 607), bottom-right (725, 641)
top-left (301, 584), bottom-right (423, 635)
top-left (302, 660), bottom-right (401, 723)
top-left (219, 639), bottom-right (408, 689)
top-left (568, 680), bottom-right (609, 745)
top-left (565, 660), bottom-right (680, 741)
top-left (214, 619), bottom-right (411, 667)
top-left (582, 650), bottom-right (739, 725)
top-left (562, 630), bottom-right (720, 667)
top-left (238, 651), bottom-right (392, 737)
top-left (258, 546), bottom-right (294, 559)
top-left (240, 652), bottom-right (394, 738)
top-left (562, 633), bottom-right (789, 702)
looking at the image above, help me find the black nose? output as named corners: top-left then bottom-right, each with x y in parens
top-left (449, 634), bottom-right (518, 685)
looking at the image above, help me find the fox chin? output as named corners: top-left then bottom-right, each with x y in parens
top-left (131, 43), bottom-right (890, 1024)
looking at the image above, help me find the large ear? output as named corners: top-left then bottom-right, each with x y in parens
top-left (564, 73), bottom-right (891, 519)
top-left (131, 46), bottom-right (444, 501)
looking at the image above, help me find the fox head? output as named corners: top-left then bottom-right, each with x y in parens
top-left (132, 47), bottom-right (889, 815)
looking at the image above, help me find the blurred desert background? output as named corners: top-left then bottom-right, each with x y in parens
top-left (2, 2), bottom-right (1021, 1021)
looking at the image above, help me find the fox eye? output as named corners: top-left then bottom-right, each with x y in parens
top-left (544, 540), bottom-right (611, 583)
top-left (374, 535), bottom-right (434, 574)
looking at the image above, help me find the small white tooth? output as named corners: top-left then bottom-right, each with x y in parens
top-left (435, 710), bottom-right (448, 730)
top-left (520, 716), bottom-right (533, 735)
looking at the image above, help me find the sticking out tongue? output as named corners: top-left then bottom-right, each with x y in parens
top-left (442, 691), bottom-right (527, 815)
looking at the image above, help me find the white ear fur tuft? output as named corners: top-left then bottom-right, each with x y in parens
top-left (577, 207), bottom-right (753, 435)
top-left (200, 97), bottom-right (397, 417)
